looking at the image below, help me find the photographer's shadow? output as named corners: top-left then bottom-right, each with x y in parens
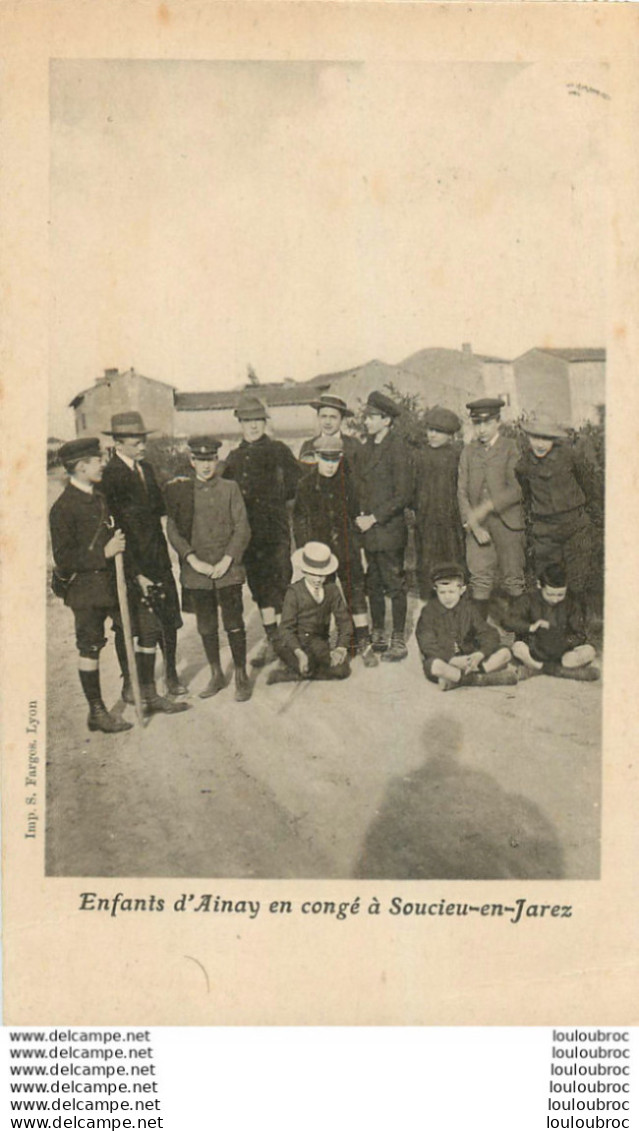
top-left (355, 715), bottom-right (564, 880)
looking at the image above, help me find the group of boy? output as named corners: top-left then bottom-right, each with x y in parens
top-left (49, 385), bottom-right (600, 733)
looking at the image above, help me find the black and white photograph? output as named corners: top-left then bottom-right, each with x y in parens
top-left (45, 57), bottom-right (607, 883)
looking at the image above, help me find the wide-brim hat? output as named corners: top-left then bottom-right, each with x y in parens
top-left (466, 397), bottom-right (505, 421)
top-left (424, 406), bottom-right (461, 434)
top-left (102, 411), bottom-right (155, 437)
top-left (310, 393), bottom-right (354, 418)
top-left (363, 390), bottom-right (402, 419)
top-left (188, 435), bottom-right (223, 457)
top-left (292, 541), bottom-right (339, 576)
top-left (522, 416), bottom-right (567, 440)
top-left (234, 394), bottom-right (269, 421)
top-left (430, 561), bottom-right (466, 584)
top-left (58, 437), bottom-right (102, 465)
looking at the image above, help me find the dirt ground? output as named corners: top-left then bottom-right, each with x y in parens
top-left (45, 474), bottom-right (602, 880)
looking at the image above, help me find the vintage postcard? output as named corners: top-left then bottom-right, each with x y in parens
top-left (1, 2), bottom-right (638, 1025)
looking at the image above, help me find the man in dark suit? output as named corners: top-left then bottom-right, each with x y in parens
top-left (355, 390), bottom-right (413, 661)
top-left (49, 437), bottom-right (132, 733)
top-left (223, 394), bottom-right (301, 667)
top-left (101, 412), bottom-right (189, 716)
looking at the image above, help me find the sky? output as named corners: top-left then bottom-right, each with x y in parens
top-left (49, 59), bottom-right (609, 436)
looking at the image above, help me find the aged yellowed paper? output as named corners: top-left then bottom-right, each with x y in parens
top-left (1, 1), bottom-right (638, 1025)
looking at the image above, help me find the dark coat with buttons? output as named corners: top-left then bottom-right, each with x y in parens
top-left (49, 484), bottom-right (116, 609)
top-left (355, 428), bottom-right (413, 553)
top-left (223, 434), bottom-right (301, 545)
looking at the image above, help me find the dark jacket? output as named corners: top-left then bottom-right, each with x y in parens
top-left (415, 593), bottom-right (500, 663)
top-left (279, 579), bottom-right (352, 653)
top-left (49, 484), bottom-right (115, 609)
top-left (223, 434), bottom-right (301, 544)
top-left (101, 454), bottom-right (174, 583)
top-left (165, 474), bottom-right (250, 590)
top-left (503, 590), bottom-right (587, 653)
top-left (515, 441), bottom-right (596, 521)
top-left (413, 442), bottom-right (462, 529)
top-left (356, 428), bottom-right (412, 552)
top-left (293, 465), bottom-right (361, 567)
top-left (458, 433), bottom-right (524, 531)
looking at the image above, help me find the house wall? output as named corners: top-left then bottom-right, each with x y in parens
top-left (567, 362), bottom-right (605, 425)
top-left (513, 352), bottom-right (572, 424)
top-left (175, 403), bottom-right (316, 449)
top-left (74, 373), bottom-right (175, 437)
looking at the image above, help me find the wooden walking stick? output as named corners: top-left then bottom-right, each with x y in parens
top-left (114, 551), bottom-right (145, 726)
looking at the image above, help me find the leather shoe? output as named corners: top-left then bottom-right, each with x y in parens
top-left (88, 703), bottom-right (134, 734)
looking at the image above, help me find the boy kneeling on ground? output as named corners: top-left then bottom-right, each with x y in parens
top-left (504, 563), bottom-right (599, 681)
top-left (267, 542), bottom-right (352, 684)
top-left (415, 562), bottom-right (515, 691)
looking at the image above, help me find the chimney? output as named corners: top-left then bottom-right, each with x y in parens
top-left (104, 367), bottom-right (119, 378)
top-left (462, 343), bottom-right (472, 357)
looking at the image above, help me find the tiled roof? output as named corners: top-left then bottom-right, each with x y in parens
top-left (175, 383), bottom-right (321, 411)
top-left (529, 348), bottom-right (606, 363)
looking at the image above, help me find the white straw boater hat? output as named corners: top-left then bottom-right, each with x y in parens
top-left (292, 541), bottom-right (338, 576)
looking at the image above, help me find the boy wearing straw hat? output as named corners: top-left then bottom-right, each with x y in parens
top-left (267, 542), bottom-right (352, 684)
top-left (298, 392), bottom-right (363, 477)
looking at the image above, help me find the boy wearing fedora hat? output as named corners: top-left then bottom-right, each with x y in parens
top-left (515, 417), bottom-right (598, 609)
top-left (298, 393), bottom-right (363, 477)
top-left (293, 435), bottom-right (377, 666)
top-left (101, 412), bottom-right (189, 716)
top-left (165, 436), bottom-right (252, 702)
top-left (413, 406), bottom-right (464, 601)
top-left (49, 437), bottom-right (133, 733)
top-left (457, 398), bottom-right (526, 616)
top-left (415, 562), bottom-right (515, 690)
top-left (355, 390), bottom-right (412, 661)
top-left (223, 394), bottom-right (301, 667)
top-left (267, 542), bottom-right (352, 684)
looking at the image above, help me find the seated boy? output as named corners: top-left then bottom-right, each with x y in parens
top-left (415, 562), bottom-right (515, 690)
top-left (504, 563), bottom-right (599, 680)
top-left (267, 542), bottom-right (352, 684)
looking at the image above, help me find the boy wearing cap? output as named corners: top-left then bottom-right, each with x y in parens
top-left (49, 438), bottom-right (133, 733)
top-left (299, 393), bottom-right (363, 478)
top-left (267, 542), bottom-right (352, 684)
top-left (515, 418), bottom-right (598, 609)
top-left (415, 562), bottom-right (515, 690)
top-left (504, 563), bottom-right (599, 681)
top-left (413, 406), bottom-right (464, 601)
top-left (101, 412), bottom-right (189, 716)
top-left (165, 437), bottom-right (252, 702)
top-left (457, 398), bottom-right (526, 615)
top-left (293, 435), bottom-right (377, 666)
top-left (223, 394), bottom-right (301, 666)
top-left (355, 390), bottom-right (413, 661)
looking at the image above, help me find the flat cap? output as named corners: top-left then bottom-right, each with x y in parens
top-left (187, 435), bottom-right (222, 457)
top-left (310, 393), bottom-right (354, 417)
top-left (234, 394), bottom-right (269, 421)
top-left (466, 397), bottom-right (505, 420)
top-left (430, 561), bottom-right (466, 584)
top-left (521, 416), bottom-right (567, 440)
top-left (58, 437), bottom-right (102, 465)
top-left (424, 406), bottom-right (461, 434)
top-left (363, 390), bottom-right (402, 419)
